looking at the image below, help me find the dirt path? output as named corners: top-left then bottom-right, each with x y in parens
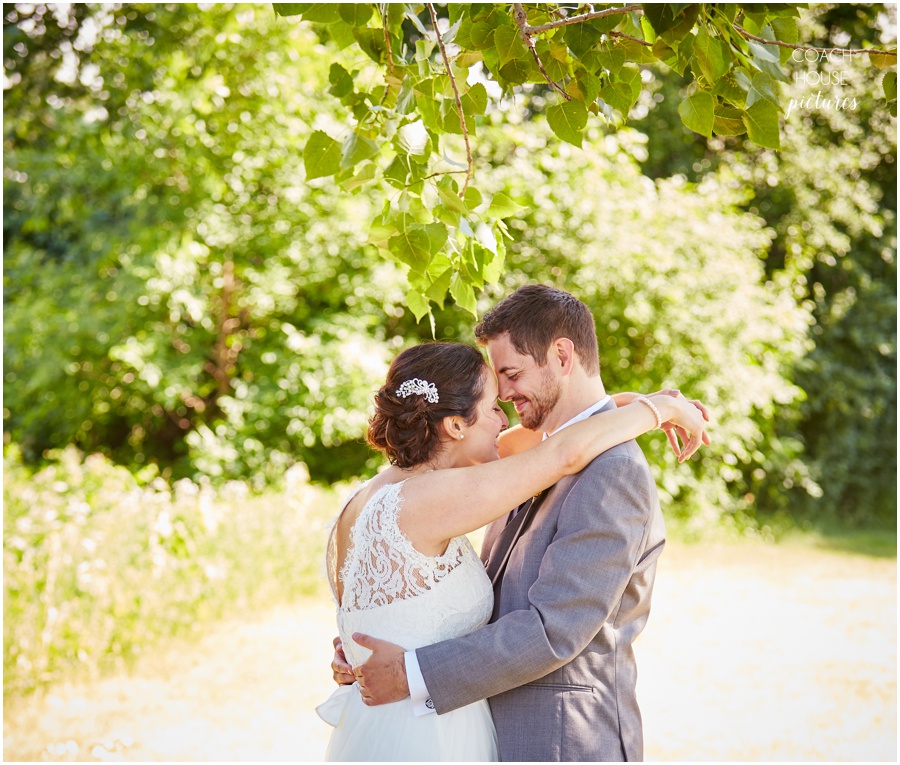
top-left (4, 541), bottom-right (896, 762)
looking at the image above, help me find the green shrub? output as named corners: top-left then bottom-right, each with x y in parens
top-left (3, 444), bottom-right (340, 698)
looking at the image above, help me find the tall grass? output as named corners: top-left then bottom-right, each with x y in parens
top-left (3, 445), bottom-right (341, 698)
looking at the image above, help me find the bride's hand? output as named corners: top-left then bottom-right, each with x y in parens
top-left (332, 636), bottom-right (355, 686)
top-left (654, 393), bottom-right (711, 463)
top-left (651, 389), bottom-right (710, 459)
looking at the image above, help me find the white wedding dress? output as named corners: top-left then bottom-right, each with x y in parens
top-left (317, 480), bottom-right (499, 762)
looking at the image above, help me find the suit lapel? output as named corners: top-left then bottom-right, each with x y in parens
top-left (484, 491), bottom-right (550, 588)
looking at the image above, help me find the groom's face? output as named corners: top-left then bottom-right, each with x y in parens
top-left (486, 333), bottom-right (562, 432)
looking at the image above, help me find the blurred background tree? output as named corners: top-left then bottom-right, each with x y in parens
top-left (631, 3), bottom-right (897, 524)
top-left (4, 3), bottom-right (896, 532)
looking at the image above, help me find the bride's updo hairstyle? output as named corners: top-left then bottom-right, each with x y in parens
top-left (367, 343), bottom-right (488, 468)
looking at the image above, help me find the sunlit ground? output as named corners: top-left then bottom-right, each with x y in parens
top-left (3, 537), bottom-right (896, 762)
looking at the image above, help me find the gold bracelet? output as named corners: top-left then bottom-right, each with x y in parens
top-left (636, 396), bottom-right (663, 429)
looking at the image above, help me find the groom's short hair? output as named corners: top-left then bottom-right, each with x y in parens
top-left (475, 285), bottom-right (600, 377)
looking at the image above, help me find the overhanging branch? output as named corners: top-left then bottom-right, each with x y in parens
top-left (427, 3), bottom-right (474, 196)
top-left (514, 3), bottom-right (572, 101)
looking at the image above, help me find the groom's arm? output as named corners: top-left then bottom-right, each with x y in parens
top-left (416, 450), bottom-right (655, 713)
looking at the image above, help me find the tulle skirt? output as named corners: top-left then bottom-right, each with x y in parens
top-left (318, 684), bottom-right (498, 762)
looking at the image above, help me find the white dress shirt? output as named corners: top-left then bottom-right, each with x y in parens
top-left (406, 395), bottom-right (611, 715)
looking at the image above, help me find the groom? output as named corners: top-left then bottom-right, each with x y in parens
top-left (337, 285), bottom-right (670, 761)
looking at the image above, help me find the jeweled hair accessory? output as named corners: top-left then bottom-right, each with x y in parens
top-left (396, 378), bottom-right (439, 404)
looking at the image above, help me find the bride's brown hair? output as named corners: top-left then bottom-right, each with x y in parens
top-left (367, 343), bottom-right (488, 468)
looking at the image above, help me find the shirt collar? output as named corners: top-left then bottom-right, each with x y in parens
top-left (542, 395), bottom-right (612, 440)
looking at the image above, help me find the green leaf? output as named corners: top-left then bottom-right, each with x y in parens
top-left (328, 63), bottom-right (354, 99)
top-left (748, 32), bottom-right (789, 82)
top-left (713, 105), bottom-right (747, 136)
top-left (564, 21), bottom-right (603, 57)
top-left (424, 268), bottom-right (454, 308)
top-left (537, 41), bottom-right (569, 83)
top-left (440, 98), bottom-right (473, 135)
top-left (869, 52), bottom-right (898, 70)
top-left (298, 4), bottom-right (341, 23)
top-left (746, 72), bottom-right (779, 108)
top-left (383, 154), bottom-right (411, 188)
top-left (495, 26), bottom-right (526, 67)
top-left (450, 272), bottom-right (477, 317)
top-left (678, 90), bottom-right (715, 137)
top-left (483, 240), bottom-right (506, 284)
top-left (593, 42), bottom-right (626, 74)
top-left (693, 27), bottom-right (730, 82)
top-left (546, 98), bottom-right (588, 147)
top-left (653, 40), bottom-right (680, 71)
top-left (769, 16), bottom-right (798, 64)
top-left (600, 81), bottom-right (638, 116)
top-left (498, 57), bottom-right (535, 86)
top-left (464, 187), bottom-right (483, 210)
top-left (341, 132), bottom-right (378, 169)
top-left (303, 130), bottom-right (341, 180)
top-left (742, 8), bottom-right (768, 34)
top-left (659, 4), bottom-right (701, 46)
top-left (460, 20), bottom-right (497, 50)
top-left (338, 4), bottom-right (373, 26)
top-left (341, 162), bottom-right (377, 191)
top-left (397, 120), bottom-right (429, 156)
top-left (617, 36), bottom-right (658, 64)
top-left (327, 20), bottom-right (357, 50)
top-left (742, 98), bottom-right (781, 149)
top-left (575, 70), bottom-right (602, 104)
top-left (644, 4), bottom-right (680, 36)
top-left (396, 76), bottom-right (416, 114)
top-left (437, 182), bottom-right (468, 214)
top-left (461, 82), bottom-right (488, 116)
top-left (486, 192), bottom-right (526, 219)
top-left (405, 288), bottom-right (430, 322)
top-left (353, 27), bottom-right (385, 64)
top-left (273, 4), bottom-right (307, 18)
top-left (712, 72), bottom-right (748, 107)
top-left (388, 228), bottom-right (432, 273)
top-left (422, 222), bottom-right (448, 255)
top-left (882, 71), bottom-right (897, 101)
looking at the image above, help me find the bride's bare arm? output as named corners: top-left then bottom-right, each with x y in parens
top-left (400, 396), bottom-right (707, 546)
top-left (497, 392), bottom-right (665, 459)
top-left (498, 390), bottom-right (709, 458)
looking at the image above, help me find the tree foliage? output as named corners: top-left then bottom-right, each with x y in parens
top-left (4, 5), bottom-right (409, 484)
top-left (630, 3), bottom-right (897, 524)
top-left (3, 4), bottom-right (895, 530)
top-left (273, 2), bottom-right (896, 316)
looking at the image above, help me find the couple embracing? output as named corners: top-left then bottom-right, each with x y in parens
top-left (318, 285), bottom-right (710, 762)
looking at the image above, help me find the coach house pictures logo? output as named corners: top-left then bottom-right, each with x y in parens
top-left (787, 49), bottom-right (860, 117)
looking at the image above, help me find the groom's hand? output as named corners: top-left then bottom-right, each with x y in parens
top-left (331, 636), bottom-right (355, 686)
top-left (352, 632), bottom-right (409, 706)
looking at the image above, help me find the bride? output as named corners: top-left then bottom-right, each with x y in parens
top-left (318, 341), bottom-right (707, 761)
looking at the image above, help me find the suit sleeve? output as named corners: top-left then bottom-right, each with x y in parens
top-left (416, 452), bottom-right (654, 713)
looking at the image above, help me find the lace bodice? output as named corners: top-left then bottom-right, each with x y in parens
top-left (326, 480), bottom-right (493, 667)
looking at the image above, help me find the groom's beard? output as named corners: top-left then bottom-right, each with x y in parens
top-left (518, 365), bottom-right (562, 431)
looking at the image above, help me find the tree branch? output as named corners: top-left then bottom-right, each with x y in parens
top-left (514, 3), bottom-right (572, 101)
top-left (380, 4), bottom-right (395, 77)
top-left (734, 24), bottom-right (897, 56)
top-left (427, 2), bottom-right (473, 196)
top-left (610, 30), bottom-right (652, 47)
top-left (521, 4), bottom-right (642, 35)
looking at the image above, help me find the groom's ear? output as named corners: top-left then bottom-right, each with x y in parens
top-left (550, 338), bottom-right (576, 375)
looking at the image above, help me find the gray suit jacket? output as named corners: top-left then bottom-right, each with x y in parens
top-left (416, 402), bottom-right (664, 761)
